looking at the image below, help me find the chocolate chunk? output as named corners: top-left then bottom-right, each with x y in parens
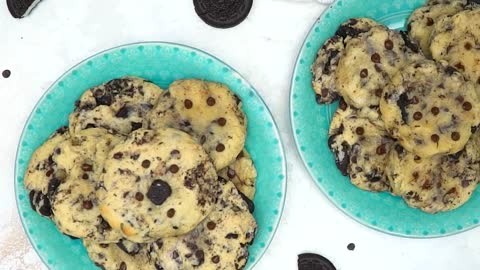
top-left (147, 180), bottom-right (172, 205)
top-left (193, 0), bottom-right (253, 29)
top-left (7, 0), bottom-right (43, 18)
top-left (115, 106), bottom-right (131, 118)
top-left (131, 122), bottom-right (143, 131)
top-left (38, 197), bottom-right (52, 216)
top-left (2, 70), bottom-right (11, 78)
top-left (239, 192), bottom-right (255, 213)
top-left (426, 17), bottom-right (434, 26)
top-left (298, 253), bottom-right (336, 270)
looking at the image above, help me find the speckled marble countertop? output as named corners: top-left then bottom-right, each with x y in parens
top-left (1, 0), bottom-right (479, 269)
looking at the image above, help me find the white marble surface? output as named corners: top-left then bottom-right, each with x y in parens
top-left (1, 0), bottom-right (480, 269)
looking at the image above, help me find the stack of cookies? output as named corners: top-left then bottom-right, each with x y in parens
top-left (24, 77), bottom-right (258, 269)
top-left (312, 0), bottom-right (480, 213)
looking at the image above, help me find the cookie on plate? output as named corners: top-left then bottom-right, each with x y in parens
top-left (69, 77), bottom-right (162, 136)
top-left (380, 60), bottom-right (480, 158)
top-left (218, 149), bottom-right (257, 200)
top-left (49, 128), bottom-right (124, 242)
top-left (386, 132), bottom-right (480, 213)
top-left (407, 0), bottom-right (465, 58)
top-left (430, 9), bottom-right (480, 84)
top-left (312, 18), bottom-right (379, 104)
top-left (151, 179), bottom-right (257, 270)
top-left (328, 99), bottom-right (393, 192)
top-left (336, 25), bottom-right (423, 108)
top-left (24, 127), bottom-right (70, 217)
top-left (148, 79), bottom-right (246, 170)
top-left (98, 128), bottom-right (219, 243)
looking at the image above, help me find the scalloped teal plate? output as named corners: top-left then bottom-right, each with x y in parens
top-left (291, 0), bottom-right (480, 238)
top-left (15, 42), bottom-right (286, 269)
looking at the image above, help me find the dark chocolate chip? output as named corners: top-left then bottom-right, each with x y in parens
top-left (193, 0), bottom-right (253, 29)
top-left (431, 107), bottom-right (440, 116)
top-left (360, 68), bottom-right (368, 78)
top-left (426, 17), bottom-right (434, 26)
top-left (339, 99), bottom-right (348, 111)
top-left (167, 208), bottom-right (176, 218)
top-left (298, 253), bottom-right (336, 270)
top-left (82, 173), bottom-right (89, 180)
top-left (184, 99), bottom-right (193, 109)
top-left (376, 144), bottom-right (387, 155)
top-left (207, 221), bottom-right (216, 230)
top-left (226, 233), bottom-right (239, 239)
top-left (239, 192), bottom-right (255, 213)
top-left (413, 112), bottom-right (423, 121)
top-left (141, 160), bottom-right (151, 168)
top-left (2, 70), bottom-right (11, 78)
top-left (355, 127), bottom-right (364, 136)
top-left (227, 168), bottom-right (236, 178)
top-left (113, 152), bottom-right (123, 159)
top-left (375, 89), bottom-right (383, 97)
top-left (207, 97), bottom-right (216, 106)
top-left (465, 42), bottom-right (472, 50)
top-left (171, 149), bottom-right (180, 156)
top-left (451, 132), bottom-right (460, 141)
top-left (463, 102), bottom-right (472, 111)
top-left (82, 200), bottom-right (93, 210)
top-left (200, 135), bottom-right (207, 144)
top-left (135, 192), bottom-right (144, 201)
top-left (384, 39), bottom-right (394, 50)
top-left (169, 164), bottom-right (179, 173)
top-left (119, 262), bottom-right (127, 270)
top-left (211, 255), bottom-right (220, 264)
top-left (216, 143), bottom-right (225, 152)
top-left (147, 180), bottom-right (172, 205)
top-left (455, 62), bottom-right (465, 71)
top-left (431, 134), bottom-right (440, 143)
top-left (217, 117), bottom-right (227, 126)
top-left (7, 0), bottom-right (43, 18)
top-left (195, 249), bottom-right (205, 265)
top-left (371, 53), bottom-right (381, 63)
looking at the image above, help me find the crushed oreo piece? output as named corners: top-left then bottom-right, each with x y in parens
top-left (7, 0), bottom-right (43, 18)
top-left (298, 253), bottom-right (336, 270)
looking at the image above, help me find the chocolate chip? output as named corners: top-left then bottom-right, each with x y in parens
top-left (135, 192), bottom-right (144, 201)
top-left (384, 39), bottom-right (394, 50)
top-left (169, 164), bottom-right (179, 173)
top-left (462, 180), bottom-right (470, 188)
top-left (463, 102), bottom-right (472, 111)
top-left (354, 127), bottom-right (365, 135)
top-left (147, 180), bottom-right (172, 205)
top-left (414, 155), bottom-right (421, 163)
top-left (226, 233), bottom-right (239, 239)
top-left (119, 262), bottom-right (127, 270)
top-left (207, 97), bottom-right (216, 106)
top-left (115, 106), bottom-right (130, 118)
top-left (82, 173), bottom-right (89, 180)
top-left (113, 152), bottom-right (123, 159)
top-left (83, 200), bottom-right (93, 210)
top-left (371, 53), bottom-right (381, 63)
top-left (131, 153), bottom-right (140, 160)
top-left (375, 89), bottom-right (383, 97)
top-left (171, 149), bottom-right (180, 156)
top-left (465, 42), bottom-right (472, 50)
top-left (195, 250), bottom-right (205, 265)
top-left (211, 255), bottom-right (220, 264)
top-left (451, 132), bottom-right (460, 141)
top-left (426, 17), bottom-right (434, 26)
top-left (216, 143), bottom-right (225, 152)
top-left (360, 68), bottom-right (368, 78)
top-left (1, 69), bottom-right (11, 78)
top-left (431, 107), bottom-right (440, 115)
top-left (413, 112), bottom-right (423, 121)
top-left (167, 208), bottom-right (175, 218)
top-left (376, 144), bottom-right (387, 155)
top-left (141, 160), bottom-right (151, 168)
top-left (184, 99), bottom-right (193, 109)
top-left (82, 164), bottom-right (93, 171)
top-left (200, 135), bottom-right (206, 144)
top-left (207, 221), bottom-right (216, 230)
top-left (431, 134), bottom-right (440, 143)
top-left (347, 243), bottom-right (355, 251)
top-left (45, 169), bottom-right (54, 177)
top-left (298, 253), bottom-right (336, 270)
top-left (227, 168), bottom-right (236, 178)
top-left (455, 62), bottom-right (465, 71)
top-left (339, 99), bottom-right (348, 110)
top-left (217, 117), bottom-right (227, 126)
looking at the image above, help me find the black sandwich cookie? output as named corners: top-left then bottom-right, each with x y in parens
top-left (7, 0), bottom-right (42, 18)
top-left (298, 253), bottom-right (337, 270)
top-left (193, 0), bottom-right (253, 29)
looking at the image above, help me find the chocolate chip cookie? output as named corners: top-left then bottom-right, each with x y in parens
top-left (218, 149), bottom-right (257, 200)
top-left (328, 100), bottom-right (393, 192)
top-left (69, 77), bottom-right (162, 136)
top-left (98, 128), bottom-right (219, 243)
top-left (335, 25), bottom-right (422, 108)
top-left (312, 18), bottom-right (379, 104)
top-left (148, 79), bottom-right (246, 170)
top-left (386, 131), bottom-right (480, 213)
top-left (430, 8), bottom-right (480, 84)
top-left (380, 60), bottom-right (480, 158)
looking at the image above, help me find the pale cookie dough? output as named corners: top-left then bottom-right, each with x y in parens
top-left (386, 132), bottom-right (480, 213)
top-left (407, 1), bottom-right (465, 58)
top-left (328, 99), bottom-right (393, 192)
top-left (98, 128), bottom-right (219, 243)
top-left (336, 25), bottom-right (423, 108)
top-left (431, 8), bottom-right (480, 84)
top-left (69, 77), bottom-right (162, 136)
top-left (380, 60), bottom-right (480, 158)
top-left (148, 79), bottom-right (246, 171)
top-left (24, 127), bottom-right (70, 217)
top-left (218, 149), bottom-right (257, 199)
top-left (151, 179), bottom-right (257, 270)
top-left (312, 18), bottom-right (379, 104)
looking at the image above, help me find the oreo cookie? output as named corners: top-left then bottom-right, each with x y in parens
top-left (7, 0), bottom-right (42, 18)
top-left (193, 0), bottom-right (253, 29)
top-left (298, 253), bottom-right (336, 270)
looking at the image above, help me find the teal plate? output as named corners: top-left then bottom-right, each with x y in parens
top-left (15, 42), bottom-right (286, 269)
top-left (291, 0), bottom-right (480, 238)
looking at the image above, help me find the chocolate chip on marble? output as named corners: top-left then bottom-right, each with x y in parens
top-left (147, 180), bottom-right (172, 205)
top-left (207, 97), bottom-right (216, 106)
top-left (360, 68), bottom-right (368, 78)
top-left (216, 143), bottom-right (225, 152)
top-left (83, 200), bottom-right (93, 210)
top-left (141, 160), bottom-right (151, 168)
top-left (167, 208), bottom-right (176, 218)
top-left (135, 192), bottom-right (144, 201)
top-left (2, 70), bottom-right (11, 78)
top-left (184, 99), bottom-right (193, 109)
top-left (169, 164), bottom-right (179, 173)
top-left (347, 243), bottom-right (355, 251)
